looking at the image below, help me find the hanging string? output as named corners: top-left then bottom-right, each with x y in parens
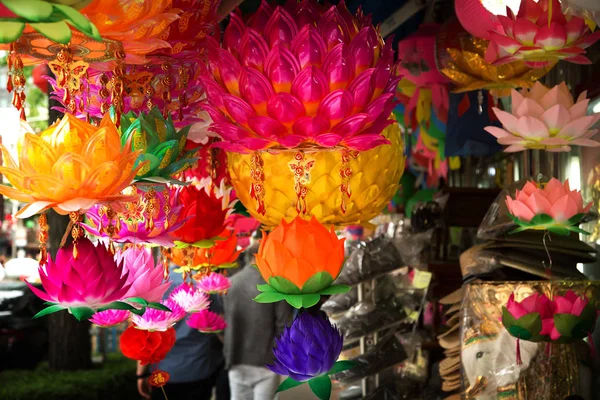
top-left (542, 231), bottom-right (553, 278)
top-left (516, 336), bottom-right (523, 365)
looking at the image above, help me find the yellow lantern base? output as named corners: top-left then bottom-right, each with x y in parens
top-left (227, 123), bottom-right (405, 229)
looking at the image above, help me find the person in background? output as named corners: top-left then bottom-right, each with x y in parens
top-left (137, 267), bottom-right (229, 400)
top-left (224, 233), bottom-right (293, 400)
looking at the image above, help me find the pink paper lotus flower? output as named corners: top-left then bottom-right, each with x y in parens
top-left (27, 238), bottom-right (131, 320)
top-left (131, 299), bottom-right (187, 331)
top-left (115, 247), bottom-right (171, 303)
top-left (485, 0), bottom-right (600, 67)
top-left (187, 309), bottom-right (227, 333)
top-left (506, 178), bottom-right (592, 235)
top-left (89, 309), bottom-right (130, 328)
top-left (84, 186), bottom-right (186, 247)
top-left (485, 82), bottom-right (600, 152)
top-left (504, 292), bottom-right (554, 339)
top-left (550, 290), bottom-right (598, 341)
top-left (202, 0), bottom-right (397, 153)
top-left (170, 283), bottom-right (211, 313)
top-left (196, 272), bottom-right (231, 294)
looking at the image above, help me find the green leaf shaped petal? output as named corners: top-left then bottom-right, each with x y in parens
top-left (319, 285), bottom-right (351, 295)
top-left (308, 375), bottom-right (332, 400)
top-left (33, 304), bottom-right (66, 319)
top-left (70, 307), bottom-right (96, 321)
top-left (2, 0), bottom-right (54, 21)
top-left (276, 377), bottom-right (303, 393)
top-left (269, 276), bottom-right (301, 295)
top-left (301, 271), bottom-right (334, 294)
top-left (0, 21), bottom-right (25, 43)
top-left (254, 292), bottom-right (287, 303)
top-left (29, 21), bottom-right (72, 44)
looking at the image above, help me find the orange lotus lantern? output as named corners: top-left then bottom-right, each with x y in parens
top-left (0, 113), bottom-right (141, 262)
top-left (254, 217), bottom-right (350, 309)
top-left (170, 229), bottom-right (241, 275)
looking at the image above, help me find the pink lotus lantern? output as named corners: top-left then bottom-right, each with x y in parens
top-left (27, 238), bottom-right (131, 321)
top-left (202, 0), bottom-right (397, 153)
top-left (170, 283), bottom-right (211, 313)
top-left (455, 0), bottom-right (522, 40)
top-left (485, 82), bottom-right (600, 152)
top-left (115, 247), bottom-right (171, 303)
top-left (483, 0), bottom-right (600, 67)
top-left (89, 309), bottom-right (130, 328)
top-left (506, 178), bottom-right (592, 235)
top-left (84, 186), bottom-right (186, 247)
top-left (196, 272), bottom-right (231, 294)
top-left (131, 299), bottom-right (187, 331)
top-left (187, 309), bottom-right (227, 333)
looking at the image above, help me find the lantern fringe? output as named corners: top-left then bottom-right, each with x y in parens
top-left (516, 337), bottom-right (523, 366)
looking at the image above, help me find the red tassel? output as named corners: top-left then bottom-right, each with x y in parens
top-left (516, 337), bottom-right (523, 365)
top-left (588, 333), bottom-right (597, 359)
top-left (458, 94), bottom-right (470, 117)
top-left (545, 342), bottom-right (551, 357)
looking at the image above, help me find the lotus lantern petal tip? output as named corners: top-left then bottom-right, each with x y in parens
top-left (187, 309), bottom-right (227, 333)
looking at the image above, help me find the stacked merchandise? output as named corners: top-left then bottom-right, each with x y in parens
top-left (437, 288), bottom-right (463, 399)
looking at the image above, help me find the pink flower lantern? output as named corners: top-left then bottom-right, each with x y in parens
top-left (131, 299), bottom-right (187, 331)
top-left (116, 247), bottom-right (171, 303)
top-left (196, 272), bottom-right (231, 294)
top-left (485, 82), bottom-right (600, 152)
top-left (89, 309), bottom-right (130, 328)
top-left (506, 178), bottom-right (592, 235)
top-left (170, 283), bottom-right (211, 313)
top-left (187, 309), bottom-right (227, 333)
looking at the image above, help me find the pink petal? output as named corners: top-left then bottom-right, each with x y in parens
top-left (522, 181), bottom-right (539, 196)
top-left (291, 66), bottom-right (329, 116)
top-left (564, 54), bottom-right (593, 64)
top-left (572, 297), bottom-right (588, 316)
top-left (363, 93), bottom-right (394, 123)
top-left (493, 108), bottom-right (520, 132)
top-left (278, 135), bottom-right (306, 148)
top-left (484, 126), bottom-right (512, 138)
top-left (322, 43), bottom-right (351, 91)
top-left (347, 27), bottom-right (376, 75)
top-left (539, 137), bottom-right (570, 145)
top-left (27, 281), bottom-right (52, 302)
top-left (264, 45), bottom-right (300, 93)
top-left (558, 116), bottom-right (598, 139)
top-left (540, 85), bottom-right (574, 111)
top-left (554, 296), bottom-right (574, 314)
top-left (516, 116), bottom-right (550, 138)
top-left (511, 89), bottom-right (525, 111)
top-left (217, 49), bottom-right (242, 96)
top-left (248, 116), bottom-right (288, 139)
top-left (317, 89), bottom-right (354, 125)
top-left (528, 81), bottom-right (549, 103)
top-left (505, 144), bottom-right (527, 152)
top-left (497, 136), bottom-right (523, 145)
top-left (223, 13), bottom-right (245, 55)
top-left (541, 318), bottom-right (554, 336)
top-left (341, 134), bottom-right (390, 151)
top-left (578, 28), bottom-right (600, 49)
top-left (292, 25), bottom-right (327, 69)
top-left (550, 326), bottom-right (561, 341)
top-left (549, 194), bottom-right (578, 222)
top-left (347, 68), bottom-right (375, 113)
top-left (292, 116), bottom-right (329, 138)
top-left (565, 290), bottom-right (579, 303)
top-left (516, 98), bottom-right (546, 118)
top-left (564, 17), bottom-right (586, 45)
top-left (541, 104), bottom-right (571, 134)
top-left (239, 29), bottom-right (269, 72)
top-left (571, 138), bottom-right (600, 147)
top-left (507, 199), bottom-right (535, 222)
top-left (267, 93), bottom-right (306, 127)
top-left (490, 32), bottom-right (522, 54)
top-left (239, 67), bottom-right (274, 115)
top-left (508, 301), bottom-right (529, 319)
top-left (534, 22), bottom-right (567, 51)
top-left (513, 18), bottom-right (539, 46)
top-left (569, 99), bottom-right (590, 120)
top-left (521, 294), bottom-right (540, 313)
top-left (332, 114), bottom-right (369, 137)
top-left (264, 7), bottom-right (298, 48)
top-left (314, 133), bottom-right (343, 148)
top-left (222, 95), bottom-right (255, 127)
top-left (525, 192), bottom-right (553, 215)
top-left (239, 138), bottom-right (274, 151)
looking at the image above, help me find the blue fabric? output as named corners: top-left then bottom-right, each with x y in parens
top-left (157, 270), bottom-right (224, 383)
top-left (446, 91), bottom-right (503, 157)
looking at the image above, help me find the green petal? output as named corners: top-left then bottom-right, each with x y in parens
top-left (566, 213), bottom-right (586, 226)
top-left (125, 297), bottom-right (148, 306)
top-left (285, 295), bottom-right (304, 309)
top-left (135, 154), bottom-right (161, 178)
top-left (301, 271), bottom-right (333, 294)
top-left (52, 4), bottom-right (95, 37)
top-left (328, 360), bottom-right (356, 375)
top-left (160, 158), bottom-right (197, 177)
top-left (308, 375), bottom-right (332, 400)
top-left (191, 239), bottom-right (217, 248)
top-left (257, 284), bottom-right (276, 293)
top-left (254, 292), bottom-right (287, 303)
top-left (269, 276), bottom-right (302, 295)
top-left (530, 214), bottom-right (554, 226)
top-left (547, 226), bottom-right (571, 236)
top-left (0, 21), bottom-right (25, 43)
top-left (148, 302), bottom-right (171, 312)
top-left (70, 307), bottom-right (96, 321)
top-left (33, 304), bottom-right (66, 319)
top-left (276, 377), bottom-right (303, 393)
top-left (2, 0), bottom-right (54, 21)
top-left (301, 294), bottom-right (321, 308)
top-left (98, 301), bottom-right (135, 311)
top-left (29, 21), bottom-right (72, 44)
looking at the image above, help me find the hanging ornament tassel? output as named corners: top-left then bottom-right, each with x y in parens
top-left (70, 211), bottom-right (82, 259)
top-left (111, 47), bottom-right (126, 126)
top-left (516, 337), bottom-right (523, 366)
top-left (249, 152), bottom-right (266, 215)
top-left (477, 90), bottom-right (484, 115)
top-left (545, 342), bottom-right (552, 358)
top-left (7, 45), bottom-right (27, 120)
top-left (38, 213), bottom-right (49, 266)
top-left (104, 205), bottom-right (117, 254)
top-left (339, 150), bottom-right (359, 214)
top-left (288, 151), bottom-right (314, 215)
top-left (542, 231), bottom-right (553, 278)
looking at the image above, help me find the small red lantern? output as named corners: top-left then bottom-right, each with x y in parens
top-left (120, 326), bottom-right (176, 365)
